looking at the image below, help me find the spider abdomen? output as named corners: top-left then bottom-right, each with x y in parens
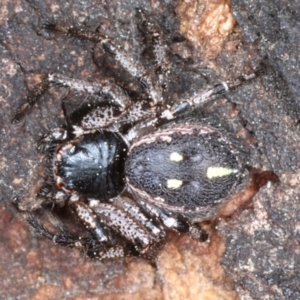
top-left (54, 131), bottom-right (128, 199)
top-left (125, 123), bottom-right (245, 214)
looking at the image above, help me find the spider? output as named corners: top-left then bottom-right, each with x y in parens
top-left (12, 11), bottom-right (253, 260)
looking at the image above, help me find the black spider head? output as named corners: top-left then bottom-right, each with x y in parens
top-left (54, 131), bottom-right (128, 200)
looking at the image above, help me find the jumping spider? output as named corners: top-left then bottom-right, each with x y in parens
top-left (13, 12), bottom-right (254, 260)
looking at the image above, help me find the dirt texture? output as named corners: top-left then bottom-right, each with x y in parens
top-left (0, 0), bottom-right (300, 299)
top-left (220, 0), bottom-right (300, 299)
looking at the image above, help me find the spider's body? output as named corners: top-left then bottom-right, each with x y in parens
top-left (54, 121), bottom-right (244, 215)
top-left (12, 12), bottom-right (251, 259)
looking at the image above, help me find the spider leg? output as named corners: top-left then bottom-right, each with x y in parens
top-left (44, 23), bottom-right (163, 106)
top-left (159, 73), bottom-right (259, 121)
top-left (19, 210), bottom-right (136, 259)
top-left (37, 127), bottom-right (68, 153)
top-left (77, 99), bottom-right (157, 131)
top-left (37, 188), bottom-right (70, 208)
top-left (48, 73), bottom-right (131, 110)
top-left (12, 79), bottom-right (50, 123)
top-left (110, 196), bottom-right (166, 240)
top-left (77, 100), bottom-right (159, 142)
top-left (12, 73), bottom-right (132, 123)
top-left (13, 197), bottom-right (158, 259)
top-left (134, 198), bottom-right (209, 241)
top-left (13, 19), bottom-right (165, 125)
top-left (135, 198), bottom-right (189, 233)
top-left (118, 75), bottom-right (259, 143)
top-left (71, 199), bottom-right (164, 258)
top-left (12, 71), bottom-right (159, 131)
top-left (136, 9), bottom-right (170, 87)
top-left (70, 200), bottom-right (114, 243)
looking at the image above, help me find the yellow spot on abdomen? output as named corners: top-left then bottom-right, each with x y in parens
top-left (206, 166), bottom-right (238, 179)
top-left (170, 152), bottom-right (183, 162)
top-left (166, 179), bottom-right (183, 189)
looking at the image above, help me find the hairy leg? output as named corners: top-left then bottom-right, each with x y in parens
top-left (44, 23), bottom-right (163, 105)
top-left (160, 71), bottom-right (261, 121)
top-left (73, 199), bottom-right (164, 257)
top-left (12, 73), bottom-right (131, 123)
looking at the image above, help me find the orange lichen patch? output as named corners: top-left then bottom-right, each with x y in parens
top-left (31, 285), bottom-right (64, 300)
top-left (105, 259), bottom-right (160, 298)
top-left (157, 232), bottom-right (239, 300)
top-left (176, 0), bottom-right (236, 59)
